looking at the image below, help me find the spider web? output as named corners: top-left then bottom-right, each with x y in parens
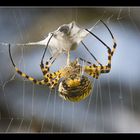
top-left (0, 7), bottom-right (140, 133)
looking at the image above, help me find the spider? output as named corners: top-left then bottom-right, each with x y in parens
top-left (8, 20), bottom-right (117, 102)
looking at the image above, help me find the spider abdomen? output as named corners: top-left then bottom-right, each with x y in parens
top-left (58, 76), bottom-right (92, 102)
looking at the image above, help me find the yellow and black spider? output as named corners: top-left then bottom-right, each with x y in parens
top-left (8, 20), bottom-right (117, 102)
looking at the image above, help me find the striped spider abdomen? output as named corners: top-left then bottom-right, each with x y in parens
top-left (58, 75), bottom-right (92, 102)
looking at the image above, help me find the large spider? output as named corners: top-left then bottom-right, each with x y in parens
top-left (8, 20), bottom-right (117, 102)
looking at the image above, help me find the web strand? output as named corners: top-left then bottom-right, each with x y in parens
top-left (40, 90), bottom-right (51, 132)
top-left (0, 7), bottom-right (138, 133)
top-left (82, 79), bottom-right (95, 132)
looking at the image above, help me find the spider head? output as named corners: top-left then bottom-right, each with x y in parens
top-left (58, 75), bottom-right (92, 102)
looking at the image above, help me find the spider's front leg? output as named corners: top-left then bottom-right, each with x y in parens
top-left (40, 56), bottom-right (64, 89)
top-left (80, 38), bottom-right (117, 79)
top-left (40, 58), bottom-right (62, 88)
top-left (9, 44), bottom-right (60, 88)
top-left (80, 20), bottom-right (117, 79)
top-left (40, 51), bottom-right (61, 77)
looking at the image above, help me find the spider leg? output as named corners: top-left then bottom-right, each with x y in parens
top-left (79, 57), bottom-right (100, 79)
top-left (48, 73), bottom-right (62, 89)
top-left (8, 44), bottom-right (47, 85)
top-left (44, 51), bottom-right (70, 88)
top-left (40, 51), bottom-right (59, 74)
top-left (80, 34), bottom-right (116, 79)
top-left (85, 20), bottom-right (116, 50)
top-left (43, 54), bottom-right (65, 89)
top-left (40, 56), bottom-right (62, 89)
top-left (40, 56), bottom-right (55, 77)
top-left (80, 20), bottom-right (117, 78)
top-left (81, 20), bottom-right (117, 75)
top-left (8, 44), bottom-right (59, 87)
top-left (81, 41), bottom-right (103, 66)
top-left (15, 67), bottom-right (46, 85)
top-left (98, 20), bottom-right (117, 73)
top-left (80, 40), bottom-right (116, 77)
top-left (40, 52), bottom-right (64, 89)
top-left (39, 32), bottom-right (62, 81)
top-left (85, 20), bottom-right (116, 58)
top-left (41, 59), bottom-right (62, 89)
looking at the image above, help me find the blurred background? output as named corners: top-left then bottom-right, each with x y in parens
top-left (0, 7), bottom-right (140, 133)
